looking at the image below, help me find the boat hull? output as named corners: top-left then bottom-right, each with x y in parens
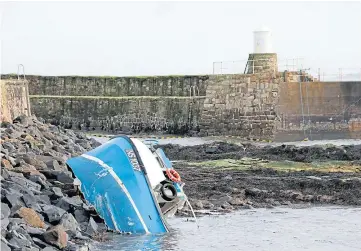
top-left (66, 136), bottom-right (168, 234)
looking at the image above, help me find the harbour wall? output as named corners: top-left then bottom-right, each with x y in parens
top-left (1, 74), bottom-right (360, 141)
top-left (0, 79), bottom-right (31, 123)
top-left (276, 81), bottom-right (361, 141)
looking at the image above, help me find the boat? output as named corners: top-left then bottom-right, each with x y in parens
top-left (66, 135), bottom-right (189, 234)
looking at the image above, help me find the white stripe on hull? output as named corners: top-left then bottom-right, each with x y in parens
top-left (81, 154), bottom-right (150, 234)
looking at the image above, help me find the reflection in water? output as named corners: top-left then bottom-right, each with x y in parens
top-left (93, 207), bottom-right (361, 251)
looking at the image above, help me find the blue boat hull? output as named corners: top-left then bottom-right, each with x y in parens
top-left (66, 136), bottom-right (168, 234)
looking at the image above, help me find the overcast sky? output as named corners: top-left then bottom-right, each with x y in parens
top-left (1, 1), bottom-right (360, 76)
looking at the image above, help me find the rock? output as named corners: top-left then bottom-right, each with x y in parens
top-left (221, 202), bottom-right (234, 210)
top-left (1, 203), bottom-right (11, 219)
top-left (13, 115), bottom-right (34, 127)
top-left (89, 138), bottom-right (101, 148)
top-left (245, 188), bottom-right (263, 197)
top-left (208, 194), bottom-right (232, 206)
top-left (50, 187), bottom-right (63, 199)
top-left (32, 237), bottom-right (49, 249)
top-left (1, 217), bottom-right (9, 229)
top-left (42, 225), bottom-right (68, 249)
top-left (85, 217), bottom-right (98, 236)
top-left (201, 200), bottom-right (215, 209)
top-left (229, 198), bottom-right (246, 206)
top-left (8, 156), bottom-right (20, 166)
top-left (1, 159), bottom-right (13, 169)
top-left (9, 176), bottom-right (41, 192)
top-left (15, 207), bottom-right (46, 228)
top-left (22, 225), bottom-right (46, 236)
top-left (28, 175), bottom-right (49, 190)
top-left (319, 195), bottom-right (333, 203)
top-left (41, 247), bottom-right (58, 251)
top-left (8, 233), bottom-right (33, 249)
top-left (42, 205), bottom-right (66, 223)
top-left (304, 195), bottom-right (314, 202)
top-left (205, 145), bottom-right (218, 154)
top-left (22, 194), bottom-right (42, 212)
top-left (56, 196), bottom-right (83, 212)
top-left (193, 200), bottom-right (203, 209)
top-left (55, 172), bottom-right (74, 184)
top-left (73, 209), bottom-right (89, 224)
top-left (4, 190), bottom-right (25, 208)
top-left (1, 241), bottom-right (11, 251)
top-left (223, 175), bottom-right (232, 181)
top-left (35, 195), bottom-right (51, 205)
top-left (60, 213), bottom-right (79, 237)
top-left (2, 142), bottom-right (16, 152)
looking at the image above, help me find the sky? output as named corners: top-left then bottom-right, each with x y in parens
top-left (0, 1), bottom-right (361, 77)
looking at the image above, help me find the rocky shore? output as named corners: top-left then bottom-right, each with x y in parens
top-left (2, 116), bottom-right (361, 250)
top-left (159, 142), bottom-right (361, 216)
top-left (1, 116), bottom-right (105, 251)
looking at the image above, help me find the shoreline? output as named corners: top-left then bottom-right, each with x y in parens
top-left (1, 116), bottom-right (360, 250)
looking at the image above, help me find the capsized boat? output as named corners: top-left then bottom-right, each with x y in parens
top-left (66, 135), bottom-right (189, 234)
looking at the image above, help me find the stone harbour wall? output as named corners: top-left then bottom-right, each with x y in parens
top-left (276, 81), bottom-right (361, 141)
top-left (30, 96), bottom-right (205, 134)
top-left (2, 74), bottom-right (360, 140)
top-left (0, 79), bottom-right (31, 123)
top-left (199, 73), bottom-right (281, 139)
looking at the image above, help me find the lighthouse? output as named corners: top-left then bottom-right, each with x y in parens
top-left (246, 26), bottom-right (278, 75)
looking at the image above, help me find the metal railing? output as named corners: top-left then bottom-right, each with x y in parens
top-left (212, 57), bottom-right (302, 75)
top-left (309, 68), bottom-right (361, 81)
top-left (212, 58), bottom-right (361, 81)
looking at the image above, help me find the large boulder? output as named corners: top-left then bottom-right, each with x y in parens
top-left (41, 205), bottom-right (66, 224)
top-left (59, 213), bottom-right (79, 237)
top-left (14, 207), bottom-right (46, 229)
top-left (42, 225), bottom-right (68, 249)
top-left (56, 196), bottom-right (83, 212)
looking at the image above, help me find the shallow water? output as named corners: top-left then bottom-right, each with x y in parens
top-left (92, 135), bottom-right (361, 147)
top-left (93, 206), bottom-right (361, 251)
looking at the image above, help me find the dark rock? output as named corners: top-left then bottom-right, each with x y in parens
top-left (2, 142), bottom-right (16, 152)
top-left (193, 200), bottom-right (203, 209)
top-left (50, 187), bottom-right (63, 199)
top-left (221, 202), bottom-right (234, 210)
top-left (4, 189), bottom-right (25, 208)
top-left (42, 205), bottom-right (66, 224)
top-left (42, 225), bottom-right (68, 249)
top-left (245, 188), bottom-right (263, 197)
top-left (229, 198), bottom-right (246, 206)
top-left (32, 237), bottom-right (49, 249)
top-left (35, 195), bottom-right (51, 205)
top-left (8, 233), bottom-right (33, 249)
top-left (89, 138), bottom-right (101, 148)
top-left (13, 115), bottom-right (34, 127)
top-left (85, 217), bottom-right (98, 236)
top-left (56, 196), bottom-right (83, 212)
top-left (60, 213), bottom-right (79, 237)
top-left (9, 176), bottom-right (41, 192)
top-left (28, 175), bottom-right (49, 190)
top-left (22, 225), bottom-right (46, 236)
top-left (73, 209), bottom-right (89, 223)
top-left (55, 172), bottom-right (74, 184)
top-left (208, 194), bottom-right (232, 206)
top-left (22, 194), bottom-right (42, 212)
top-left (1, 147), bottom-right (9, 155)
top-left (205, 145), bottom-right (218, 154)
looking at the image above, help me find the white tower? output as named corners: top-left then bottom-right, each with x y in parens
top-left (253, 25), bottom-right (273, 54)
